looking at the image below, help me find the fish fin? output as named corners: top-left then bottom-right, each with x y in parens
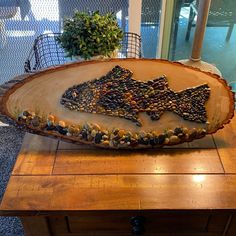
top-left (107, 65), bottom-right (133, 79)
top-left (175, 84), bottom-right (210, 122)
top-left (147, 75), bottom-right (168, 90)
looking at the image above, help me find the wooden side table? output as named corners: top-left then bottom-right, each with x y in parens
top-left (1, 114), bottom-right (236, 235)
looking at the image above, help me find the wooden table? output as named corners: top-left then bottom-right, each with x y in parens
top-left (1, 114), bottom-right (236, 236)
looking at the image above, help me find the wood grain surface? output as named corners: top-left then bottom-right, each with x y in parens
top-left (2, 174), bottom-right (236, 212)
top-left (12, 134), bottom-right (58, 176)
top-left (213, 116), bottom-right (236, 173)
top-left (53, 148), bottom-right (223, 175)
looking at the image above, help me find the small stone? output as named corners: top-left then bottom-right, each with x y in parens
top-left (130, 138), bottom-right (138, 147)
top-left (113, 128), bottom-right (119, 135)
top-left (139, 137), bottom-right (149, 145)
top-left (146, 132), bottom-right (153, 139)
top-left (150, 138), bottom-right (157, 146)
top-left (197, 128), bottom-right (207, 136)
top-left (118, 129), bottom-right (126, 137)
top-left (164, 138), bottom-right (169, 144)
top-left (29, 111), bottom-right (36, 118)
top-left (201, 128), bottom-right (207, 135)
top-left (46, 123), bottom-right (55, 131)
top-left (110, 133), bottom-right (116, 140)
top-left (72, 91), bottom-right (77, 98)
top-left (178, 133), bottom-right (184, 138)
top-left (68, 126), bottom-right (76, 134)
top-left (81, 130), bottom-right (88, 140)
top-left (87, 134), bottom-right (94, 142)
top-left (56, 126), bottom-right (68, 135)
top-left (139, 131), bottom-right (147, 138)
top-left (132, 133), bottom-right (138, 140)
top-left (182, 127), bottom-right (188, 134)
top-left (23, 111), bottom-right (30, 117)
top-left (166, 129), bottom-right (174, 137)
top-left (58, 120), bottom-right (66, 128)
top-left (91, 129), bottom-right (97, 137)
top-left (94, 133), bottom-right (103, 144)
top-left (183, 112), bottom-right (189, 117)
top-left (169, 135), bottom-right (180, 144)
top-left (174, 127), bottom-right (182, 135)
top-left (31, 116), bottom-right (40, 127)
top-left (152, 131), bottom-right (158, 137)
top-left (189, 128), bottom-right (197, 139)
top-left (124, 135), bottom-right (131, 143)
top-left (73, 128), bottom-right (81, 136)
top-left (102, 130), bottom-right (108, 135)
top-left (102, 135), bottom-right (109, 140)
top-left (47, 115), bottom-right (55, 122)
top-left (157, 134), bottom-right (166, 145)
top-left (102, 140), bottom-right (109, 145)
top-left (19, 115), bottom-right (27, 121)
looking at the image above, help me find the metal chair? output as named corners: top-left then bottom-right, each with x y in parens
top-left (24, 32), bottom-right (142, 73)
top-left (185, 0), bottom-right (236, 41)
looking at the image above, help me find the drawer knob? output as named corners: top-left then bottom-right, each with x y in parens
top-left (130, 216), bottom-right (145, 235)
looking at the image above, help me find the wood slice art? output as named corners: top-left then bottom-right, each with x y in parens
top-left (0, 59), bottom-right (234, 149)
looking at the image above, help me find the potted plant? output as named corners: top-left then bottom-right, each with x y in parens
top-left (57, 11), bottom-right (124, 60)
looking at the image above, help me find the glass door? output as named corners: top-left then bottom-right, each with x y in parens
top-left (128, 0), bottom-right (163, 58)
top-left (141, 0), bottom-right (162, 58)
top-left (168, 0), bottom-right (236, 86)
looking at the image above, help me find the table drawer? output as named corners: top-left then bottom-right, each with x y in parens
top-left (66, 212), bottom-right (226, 234)
top-left (23, 213), bottom-right (234, 236)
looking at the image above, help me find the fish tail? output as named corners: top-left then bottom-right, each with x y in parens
top-left (175, 84), bottom-right (210, 122)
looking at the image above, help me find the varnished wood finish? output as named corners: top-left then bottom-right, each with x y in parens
top-left (12, 134), bottom-right (58, 175)
top-left (1, 113), bottom-right (236, 235)
top-left (54, 149), bottom-right (223, 174)
top-left (2, 174), bottom-right (236, 211)
top-left (213, 118), bottom-right (236, 173)
top-left (0, 59), bottom-right (234, 149)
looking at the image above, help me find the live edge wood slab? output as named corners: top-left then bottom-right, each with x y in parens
top-left (0, 59), bottom-right (234, 149)
top-left (0, 113), bottom-right (236, 235)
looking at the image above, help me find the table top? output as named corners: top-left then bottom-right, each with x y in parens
top-left (1, 113), bottom-right (236, 215)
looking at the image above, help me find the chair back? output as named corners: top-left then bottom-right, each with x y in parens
top-left (193, 0), bottom-right (236, 25)
top-left (25, 32), bottom-right (142, 72)
top-left (209, 0), bottom-right (236, 24)
top-left (119, 32), bottom-right (142, 59)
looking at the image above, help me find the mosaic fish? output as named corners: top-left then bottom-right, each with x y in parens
top-left (61, 65), bottom-right (210, 126)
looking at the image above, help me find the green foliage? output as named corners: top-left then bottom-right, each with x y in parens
top-left (57, 11), bottom-right (124, 60)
